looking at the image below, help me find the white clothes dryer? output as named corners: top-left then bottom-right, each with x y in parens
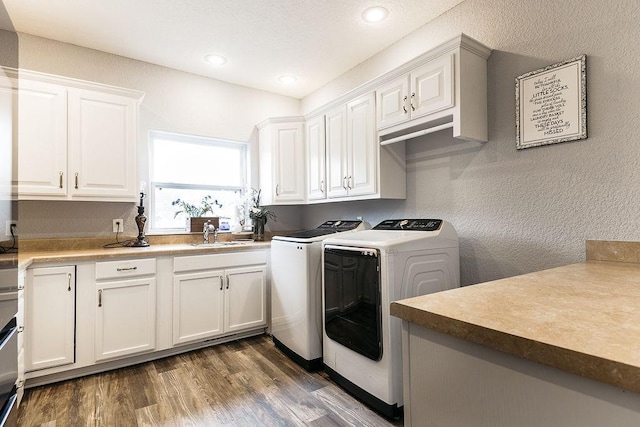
top-left (271, 220), bottom-right (369, 371)
top-left (322, 219), bottom-right (459, 418)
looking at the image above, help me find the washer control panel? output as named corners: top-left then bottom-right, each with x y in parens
top-left (373, 219), bottom-right (443, 231)
top-left (318, 220), bottom-right (364, 231)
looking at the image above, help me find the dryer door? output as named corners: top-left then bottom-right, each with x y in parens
top-left (323, 245), bottom-right (382, 361)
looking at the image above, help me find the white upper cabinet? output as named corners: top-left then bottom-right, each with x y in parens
top-left (345, 93), bottom-right (377, 197)
top-left (305, 115), bottom-right (326, 201)
top-left (17, 79), bottom-right (68, 197)
top-left (378, 53), bottom-right (454, 130)
top-left (376, 34), bottom-right (491, 143)
top-left (258, 117), bottom-right (306, 205)
top-left (325, 105), bottom-right (348, 199)
top-left (15, 69), bottom-right (144, 202)
top-left (67, 88), bottom-right (138, 200)
top-left (322, 92), bottom-right (404, 202)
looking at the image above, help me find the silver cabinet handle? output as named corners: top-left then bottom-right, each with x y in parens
top-left (226, 275), bottom-right (230, 290)
top-left (342, 176), bottom-right (347, 190)
top-left (403, 96), bottom-right (408, 114)
top-left (74, 172), bottom-right (79, 189)
top-left (67, 273), bottom-right (72, 292)
top-left (219, 276), bottom-right (223, 291)
top-left (348, 176), bottom-right (352, 189)
top-left (59, 172), bottom-right (64, 189)
top-left (117, 267), bottom-right (138, 272)
top-left (411, 92), bottom-right (416, 111)
top-left (98, 289), bottom-right (102, 307)
top-left (275, 184), bottom-right (280, 196)
top-left (320, 180), bottom-right (324, 193)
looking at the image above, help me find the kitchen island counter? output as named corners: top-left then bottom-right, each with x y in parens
top-left (391, 240), bottom-right (640, 426)
top-left (391, 260), bottom-right (640, 394)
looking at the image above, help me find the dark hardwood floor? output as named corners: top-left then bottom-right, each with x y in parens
top-left (17, 335), bottom-right (403, 426)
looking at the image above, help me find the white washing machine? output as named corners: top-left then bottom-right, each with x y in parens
top-left (271, 220), bottom-right (369, 371)
top-left (322, 219), bottom-right (459, 418)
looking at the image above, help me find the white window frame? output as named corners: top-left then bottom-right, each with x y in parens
top-left (147, 130), bottom-right (249, 234)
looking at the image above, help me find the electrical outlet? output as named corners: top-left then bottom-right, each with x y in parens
top-left (112, 219), bottom-right (124, 233)
top-left (5, 220), bottom-right (17, 237)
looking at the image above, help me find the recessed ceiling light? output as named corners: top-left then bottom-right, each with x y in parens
top-left (205, 54), bottom-right (227, 65)
top-left (362, 6), bottom-right (389, 23)
top-left (278, 75), bottom-right (298, 85)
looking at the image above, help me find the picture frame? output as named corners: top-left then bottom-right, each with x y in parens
top-left (515, 55), bottom-right (587, 149)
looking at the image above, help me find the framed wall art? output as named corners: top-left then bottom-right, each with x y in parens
top-left (515, 55), bottom-right (587, 149)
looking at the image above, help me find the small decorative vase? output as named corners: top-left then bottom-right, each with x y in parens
top-left (253, 217), bottom-right (266, 241)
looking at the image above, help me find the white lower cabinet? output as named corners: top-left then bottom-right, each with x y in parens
top-left (172, 269), bottom-right (225, 345)
top-left (172, 251), bottom-right (268, 346)
top-left (225, 266), bottom-right (267, 333)
top-left (21, 250), bottom-right (268, 385)
top-left (94, 258), bottom-right (157, 361)
top-left (25, 266), bottom-right (76, 371)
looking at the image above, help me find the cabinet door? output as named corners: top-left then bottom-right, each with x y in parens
top-left (306, 115), bottom-right (326, 201)
top-left (95, 277), bottom-right (156, 361)
top-left (25, 266), bottom-right (75, 371)
top-left (376, 75), bottom-right (410, 130)
top-left (172, 270), bottom-right (225, 345)
top-left (346, 93), bottom-right (377, 197)
top-left (224, 266), bottom-right (267, 333)
top-left (273, 122), bottom-right (305, 203)
top-left (17, 79), bottom-right (68, 198)
top-left (410, 53), bottom-right (454, 119)
top-left (325, 106), bottom-right (349, 199)
top-left (67, 89), bottom-right (137, 201)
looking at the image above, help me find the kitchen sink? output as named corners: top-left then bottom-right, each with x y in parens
top-left (190, 241), bottom-right (250, 247)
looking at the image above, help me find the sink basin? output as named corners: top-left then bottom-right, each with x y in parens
top-left (190, 241), bottom-right (249, 247)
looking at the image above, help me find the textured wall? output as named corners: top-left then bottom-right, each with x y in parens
top-left (14, 34), bottom-right (302, 238)
top-left (302, 0), bottom-right (640, 285)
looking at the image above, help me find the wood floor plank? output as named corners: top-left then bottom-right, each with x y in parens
top-left (17, 335), bottom-right (401, 426)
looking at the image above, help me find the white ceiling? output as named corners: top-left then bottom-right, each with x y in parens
top-left (1, 0), bottom-right (465, 99)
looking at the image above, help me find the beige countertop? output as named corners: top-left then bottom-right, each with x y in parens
top-left (390, 258), bottom-right (640, 395)
top-left (19, 241), bottom-right (271, 269)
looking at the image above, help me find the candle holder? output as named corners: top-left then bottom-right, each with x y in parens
top-left (132, 192), bottom-right (150, 247)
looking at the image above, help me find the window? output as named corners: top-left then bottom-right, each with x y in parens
top-left (149, 130), bottom-right (248, 233)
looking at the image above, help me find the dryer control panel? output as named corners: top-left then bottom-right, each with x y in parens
top-left (373, 219), bottom-right (443, 231)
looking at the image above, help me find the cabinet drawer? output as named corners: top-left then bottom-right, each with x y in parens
top-left (95, 258), bottom-right (156, 280)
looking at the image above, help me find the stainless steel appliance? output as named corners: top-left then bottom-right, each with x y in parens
top-left (0, 217), bottom-right (18, 426)
top-left (0, 60), bottom-right (19, 426)
top-left (270, 220), bottom-right (369, 370)
top-left (322, 219), bottom-right (459, 418)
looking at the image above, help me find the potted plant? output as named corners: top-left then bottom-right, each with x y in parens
top-left (248, 189), bottom-right (276, 241)
top-left (172, 195), bottom-right (222, 232)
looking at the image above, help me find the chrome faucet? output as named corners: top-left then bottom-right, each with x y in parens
top-left (203, 220), bottom-right (216, 244)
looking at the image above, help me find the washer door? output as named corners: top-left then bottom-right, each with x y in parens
top-left (323, 245), bottom-right (382, 361)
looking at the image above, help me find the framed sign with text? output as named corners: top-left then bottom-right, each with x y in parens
top-left (515, 55), bottom-right (587, 149)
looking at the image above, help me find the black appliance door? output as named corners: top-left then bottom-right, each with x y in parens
top-left (323, 245), bottom-right (382, 361)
